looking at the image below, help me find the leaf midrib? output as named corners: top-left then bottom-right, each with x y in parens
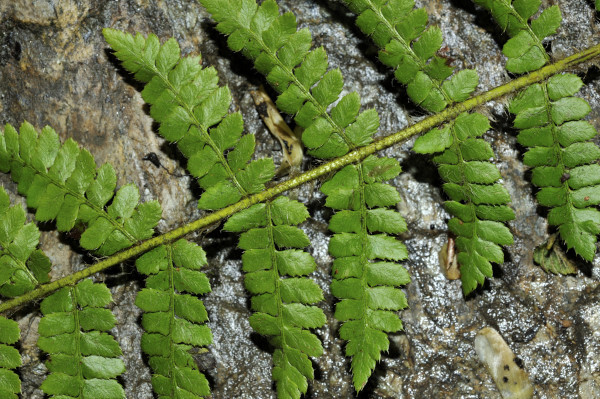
top-left (540, 82), bottom-right (577, 228)
top-left (446, 119), bottom-right (483, 268)
top-left (265, 201), bottom-right (292, 383)
top-left (72, 286), bottom-right (84, 398)
top-left (166, 244), bottom-right (178, 397)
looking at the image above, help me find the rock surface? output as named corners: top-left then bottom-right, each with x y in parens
top-left (0, 0), bottom-right (599, 398)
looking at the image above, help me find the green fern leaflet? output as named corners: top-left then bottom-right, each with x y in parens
top-left (200, 0), bottom-right (380, 159)
top-left (0, 316), bottom-right (21, 399)
top-left (474, 0), bottom-right (561, 73)
top-left (0, 122), bottom-right (162, 256)
top-left (37, 279), bottom-right (125, 398)
top-left (225, 196), bottom-right (325, 399)
top-left (509, 73), bottom-right (600, 261)
top-left (103, 28), bottom-right (275, 210)
top-left (0, 186), bottom-right (51, 297)
top-left (414, 113), bottom-right (515, 293)
top-left (135, 240), bottom-right (212, 398)
top-left (322, 155), bottom-right (410, 391)
top-left (341, 0), bottom-right (479, 112)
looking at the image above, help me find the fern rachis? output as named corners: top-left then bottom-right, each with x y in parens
top-left (1, 0), bottom-right (600, 397)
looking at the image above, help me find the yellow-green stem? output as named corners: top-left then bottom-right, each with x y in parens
top-left (1, 42), bottom-right (600, 315)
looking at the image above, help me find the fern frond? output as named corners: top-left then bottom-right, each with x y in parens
top-left (224, 196), bottom-right (325, 399)
top-left (509, 73), bottom-right (600, 261)
top-left (103, 29), bottom-right (275, 210)
top-left (320, 155), bottom-right (409, 391)
top-left (0, 316), bottom-right (21, 399)
top-left (199, 0), bottom-right (380, 158)
top-left (135, 239), bottom-right (212, 398)
top-left (0, 122), bottom-right (162, 256)
top-left (37, 279), bottom-right (125, 398)
top-left (341, 0), bottom-right (479, 112)
top-left (0, 186), bottom-right (51, 297)
top-left (414, 113), bottom-right (514, 293)
top-left (474, 0), bottom-right (561, 73)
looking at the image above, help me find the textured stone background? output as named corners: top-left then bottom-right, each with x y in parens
top-left (1, 0), bottom-right (599, 398)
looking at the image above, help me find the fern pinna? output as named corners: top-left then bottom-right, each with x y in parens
top-left (37, 279), bottom-right (125, 398)
top-left (0, 122), bottom-right (162, 256)
top-left (413, 114), bottom-right (514, 293)
top-left (340, 0), bottom-right (515, 293)
top-left (0, 186), bottom-right (51, 297)
top-left (340, 0), bottom-right (479, 112)
top-left (200, 0), bottom-right (410, 391)
top-left (321, 156), bottom-right (410, 391)
top-left (473, 0), bottom-right (561, 73)
top-left (0, 316), bottom-right (21, 398)
top-left (509, 74), bottom-right (600, 261)
top-left (135, 240), bottom-right (212, 398)
top-left (0, 182), bottom-right (51, 397)
top-left (224, 197), bottom-right (325, 399)
top-left (477, 1), bottom-right (600, 261)
top-left (102, 28), bottom-right (275, 210)
top-left (200, 0), bottom-right (380, 159)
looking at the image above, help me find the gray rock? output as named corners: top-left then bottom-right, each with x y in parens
top-left (0, 0), bottom-right (599, 398)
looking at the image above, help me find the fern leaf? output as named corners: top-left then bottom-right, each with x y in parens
top-left (509, 73), bottom-right (600, 261)
top-left (341, 0), bottom-right (479, 111)
top-left (224, 196), bottom-right (325, 399)
top-left (474, 0), bottom-right (561, 73)
top-left (414, 112), bottom-right (515, 294)
top-left (103, 29), bottom-right (275, 210)
top-left (199, 0), bottom-right (379, 158)
top-left (320, 155), bottom-right (409, 391)
top-left (37, 279), bottom-right (125, 398)
top-left (0, 122), bottom-right (162, 256)
top-left (0, 316), bottom-right (21, 399)
top-left (135, 239), bottom-right (212, 398)
top-left (0, 186), bottom-right (51, 297)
